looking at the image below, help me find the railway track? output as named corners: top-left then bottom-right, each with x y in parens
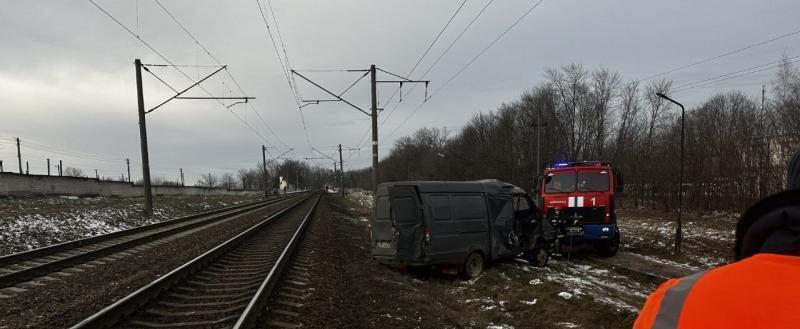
top-left (70, 192), bottom-right (320, 329)
top-left (0, 193), bottom-right (304, 289)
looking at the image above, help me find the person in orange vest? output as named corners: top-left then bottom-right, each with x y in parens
top-left (634, 150), bottom-right (800, 328)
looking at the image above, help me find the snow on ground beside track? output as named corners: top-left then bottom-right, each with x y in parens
top-left (620, 218), bottom-right (734, 245)
top-left (0, 196), bottom-right (239, 255)
top-left (522, 260), bottom-right (653, 313)
top-left (617, 211), bottom-right (736, 268)
top-left (348, 191), bottom-right (374, 209)
top-left (631, 253), bottom-right (702, 272)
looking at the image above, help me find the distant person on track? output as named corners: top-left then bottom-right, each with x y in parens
top-left (634, 150), bottom-right (800, 328)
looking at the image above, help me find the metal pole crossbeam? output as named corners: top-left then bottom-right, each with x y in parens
top-left (266, 149), bottom-right (294, 166)
top-left (145, 64), bottom-right (231, 114)
top-left (292, 65), bottom-right (431, 193)
top-left (290, 70), bottom-right (369, 116)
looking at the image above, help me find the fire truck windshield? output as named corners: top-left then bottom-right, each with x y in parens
top-left (544, 170), bottom-right (610, 193)
top-left (577, 171), bottom-right (610, 192)
top-left (544, 173), bottom-right (575, 193)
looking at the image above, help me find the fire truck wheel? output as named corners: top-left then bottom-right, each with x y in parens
top-left (462, 252), bottom-right (485, 279)
top-left (596, 233), bottom-right (620, 257)
top-left (527, 243), bottom-right (550, 267)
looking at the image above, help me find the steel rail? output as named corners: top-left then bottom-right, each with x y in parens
top-left (69, 193), bottom-right (318, 329)
top-left (233, 193), bottom-right (320, 328)
top-left (0, 193), bottom-right (305, 288)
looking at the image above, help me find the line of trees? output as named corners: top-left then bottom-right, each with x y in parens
top-left (193, 159), bottom-right (336, 192)
top-left (348, 58), bottom-right (800, 212)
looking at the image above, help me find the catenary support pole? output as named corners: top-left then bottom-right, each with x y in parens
top-left (126, 158), bottom-right (131, 183)
top-left (26, 161), bottom-right (29, 175)
top-left (47, 159), bottom-right (50, 176)
top-left (338, 144), bottom-right (345, 196)
top-left (135, 59), bottom-right (154, 216)
top-left (370, 64), bottom-right (379, 193)
top-left (59, 160), bottom-right (62, 176)
top-left (262, 145), bottom-right (269, 197)
top-left (180, 168), bottom-right (184, 186)
top-left (16, 138), bottom-right (22, 174)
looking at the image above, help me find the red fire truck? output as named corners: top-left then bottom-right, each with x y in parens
top-left (534, 161), bottom-right (623, 257)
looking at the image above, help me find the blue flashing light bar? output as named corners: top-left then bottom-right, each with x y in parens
top-left (555, 163), bottom-right (569, 167)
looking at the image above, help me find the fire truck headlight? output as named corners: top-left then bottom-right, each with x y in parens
top-left (602, 227), bottom-right (610, 233)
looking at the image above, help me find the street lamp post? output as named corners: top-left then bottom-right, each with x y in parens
top-left (656, 92), bottom-right (685, 254)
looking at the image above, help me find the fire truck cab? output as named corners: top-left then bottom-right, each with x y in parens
top-left (534, 161), bottom-right (623, 257)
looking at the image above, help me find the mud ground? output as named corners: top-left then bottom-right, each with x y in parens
top-left (298, 196), bottom-right (646, 329)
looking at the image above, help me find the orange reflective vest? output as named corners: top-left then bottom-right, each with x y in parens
top-left (634, 253), bottom-right (800, 329)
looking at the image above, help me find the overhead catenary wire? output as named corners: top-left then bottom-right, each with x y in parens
top-left (638, 27), bottom-right (800, 83)
top-left (379, 0), bottom-right (471, 118)
top-left (88, 0), bottom-right (273, 145)
top-left (375, 0), bottom-right (497, 134)
top-left (383, 0), bottom-right (546, 142)
top-left (604, 54), bottom-right (800, 111)
top-left (265, 0), bottom-right (300, 97)
top-left (355, 0), bottom-right (485, 150)
top-left (672, 55), bottom-right (800, 94)
top-left (153, 0), bottom-right (291, 151)
top-left (255, 0), bottom-right (313, 153)
top-left (428, 0), bottom-right (546, 100)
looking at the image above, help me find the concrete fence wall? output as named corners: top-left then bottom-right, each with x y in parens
top-left (0, 172), bottom-right (261, 197)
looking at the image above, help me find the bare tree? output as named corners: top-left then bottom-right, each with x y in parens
top-left (196, 173), bottom-right (219, 188)
top-left (221, 173), bottom-right (237, 190)
top-left (62, 167), bottom-right (86, 177)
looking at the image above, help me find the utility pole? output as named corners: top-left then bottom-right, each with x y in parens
top-left (333, 162), bottom-right (338, 191)
top-left (58, 160), bottom-right (62, 176)
top-left (291, 66), bottom-right (428, 194)
top-left (656, 92), bottom-right (685, 254)
top-left (759, 84), bottom-right (766, 197)
top-left (16, 138), bottom-right (22, 174)
top-left (533, 114), bottom-right (548, 176)
top-left (135, 59), bottom-right (154, 216)
top-left (47, 159), bottom-right (50, 176)
top-left (370, 65), bottom-right (379, 192)
top-left (268, 145), bottom-right (269, 198)
top-left (133, 58), bottom-right (251, 216)
top-left (180, 168), bottom-right (185, 186)
top-left (95, 169), bottom-right (99, 180)
top-left (1, 161), bottom-right (3, 172)
top-left (25, 161), bottom-right (29, 175)
top-left (338, 144), bottom-right (345, 196)
top-left (126, 158), bottom-right (131, 183)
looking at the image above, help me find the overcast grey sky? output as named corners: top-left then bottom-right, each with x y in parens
top-left (1, 0), bottom-right (798, 184)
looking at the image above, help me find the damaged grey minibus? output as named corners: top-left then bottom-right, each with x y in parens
top-left (371, 180), bottom-right (554, 278)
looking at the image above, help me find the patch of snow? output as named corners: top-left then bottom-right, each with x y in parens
top-left (557, 292), bottom-right (573, 299)
top-left (487, 324), bottom-right (514, 329)
top-left (555, 322), bottom-right (580, 328)
top-left (520, 299), bottom-right (538, 305)
top-left (634, 253), bottom-right (701, 272)
top-left (529, 278), bottom-right (543, 285)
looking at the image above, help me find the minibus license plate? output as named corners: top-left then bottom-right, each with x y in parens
top-left (567, 226), bottom-right (583, 236)
top-left (377, 241), bottom-right (391, 248)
